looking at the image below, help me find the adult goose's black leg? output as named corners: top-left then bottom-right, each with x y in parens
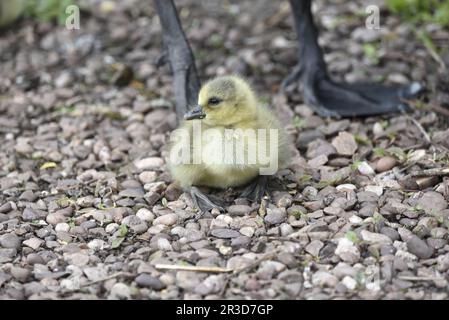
top-left (154, 0), bottom-right (201, 118)
top-left (155, 1), bottom-right (224, 213)
top-left (284, 0), bottom-right (423, 117)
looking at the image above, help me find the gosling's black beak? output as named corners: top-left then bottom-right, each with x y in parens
top-left (184, 105), bottom-right (206, 120)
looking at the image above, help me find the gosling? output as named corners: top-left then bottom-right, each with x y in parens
top-left (167, 75), bottom-right (290, 211)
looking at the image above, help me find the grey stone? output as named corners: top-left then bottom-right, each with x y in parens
top-left (380, 227), bottom-right (400, 241)
top-left (417, 191), bottom-right (447, 215)
top-left (118, 188), bottom-right (145, 198)
top-left (332, 132), bottom-right (357, 156)
top-left (407, 235), bottom-right (433, 259)
top-left (211, 228), bottom-right (241, 239)
top-left (135, 274), bottom-right (166, 290)
top-left (10, 267), bottom-right (30, 282)
top-left (227, 205), bottom-right (252, 216)
top-left (153, 213), bottom-right (178, 226)
top-left (22, 207), bottom-right (47, 221)
top-left (305, 240), bottom-right (324, 256)
top-left (264, 208), bottom-right (286, 225)
top-left (0, 233), bottom-right (21, 249)
top-left (0, 248), bottom-right (17, 263)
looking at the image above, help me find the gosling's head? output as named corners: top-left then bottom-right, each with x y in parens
top-left (184, 76), bottom-right (257, 126)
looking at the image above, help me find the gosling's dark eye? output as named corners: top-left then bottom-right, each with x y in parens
top-left (208, 97), bottom-right (222, 106)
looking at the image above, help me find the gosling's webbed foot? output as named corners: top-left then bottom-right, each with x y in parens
top-left (189, 186), bottom-right (225, 213)
top-left (240, 176), bottom-right (269, 202)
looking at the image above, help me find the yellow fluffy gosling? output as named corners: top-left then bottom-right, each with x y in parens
top-left (168, 75), bottom-right (290, 211)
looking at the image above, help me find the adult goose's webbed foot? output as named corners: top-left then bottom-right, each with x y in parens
top-left (285, 0), bottom-right (423, 117)
top-left (284, 72), bottom-right (423, 117)
top-left (240, 176), bottom-right (269, 202)
top-left (189, 186), bottom-right (225, 213)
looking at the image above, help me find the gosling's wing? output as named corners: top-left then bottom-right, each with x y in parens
top-left (256, 105), bottom-right (292, 169)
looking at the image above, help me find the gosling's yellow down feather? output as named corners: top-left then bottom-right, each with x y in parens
top-left (168, 75), bottom-right (290, 189)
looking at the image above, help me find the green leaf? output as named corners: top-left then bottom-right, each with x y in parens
top-left (56, 105), bottom-right (75, 114)
top-left (56, 196), bottom-right (75, 207)
top-left (351, 160), bottom-right (363, 171)
top-left (104, 111), bottom-right (127, 121)
top-left (298, 174), bottom-right (312, 185)
top-left (373, 147), bottom-right (386, 157)
top-left (434, 2), bottom-right (449, 26)
top-left (416, 30), bottom-right (439, 56)
top-left (67, 217), bottom-right (76, 228)
top-left (293, 116), bottom-right (306, 129)
top-left (363, 43), bottom-right (379, 65)
top-left (386, 147), bottom-right (407, 162)
top-left (373, 212), bottom-right (384, 224)
top-left (289, 209), bottom-right (306, 220)
top-left (346, 231), bottom-right (360, 244)
top-left (209, 34), bottom-right (224, 48)
top-left (316, 175), bottom-right (343, 189)
top-left (385, 0), bottom-right (449, 27)
top-left (24, 0), bottom-right (75, 25)
top-left (354, 134), bottom-right (371, 146)
top-left (111, 237), bottom-right (125, 249)
top-left (119, 224), bottom-right (128, 237)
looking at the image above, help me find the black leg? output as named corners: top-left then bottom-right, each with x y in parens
top-left (154, 0), bottom-right (201, 118)
top-left (189, 186), bottom-right (225, 213)
top-left (285, 0), bottom-right (423, 117)
top-left (240, 176), bottom-right (268, 202)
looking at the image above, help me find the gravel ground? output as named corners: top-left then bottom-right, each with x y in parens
top-left (1, 0), bottom-right (449, 300)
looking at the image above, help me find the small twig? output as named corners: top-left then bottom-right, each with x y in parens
top-left (405, 114), bottom-right (431, 144)
top-left (393, 162), bottom-right (415, 176)
top-left (264, 1), bottom-right (290, 28)
top-left (398, 276), bottom-right (441, 282)
top-left (233, 252), bottom-right (276, 274)
top-left (155, 264), bottom-right (232, 273)
top-left (267, 236), bottom-right (304, 243)
top-left (410, 167), bottom-right (449, 178)
top-left (428, 102), bottom-right (449, 118)
top-left (415, 29), bottom-right (447, 72)
top-left (402, 143), bottom-right (427, 151)
top-left (426, 46), bottom-right (447, 72)
top-left (156, 252), bottom-right (279, 275)
top-left (81, 272), bottom-right (124, 287)
top-left (400, 104), bottom-right (449, 153)
top-left (381, 51), bottom-right (418, 64)
top-left (155, 252), bottom-right (279, 275)
top-left (216, 251), bottom-right (280, 297)
top-left (404, 98), bottom-right (449, 119)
